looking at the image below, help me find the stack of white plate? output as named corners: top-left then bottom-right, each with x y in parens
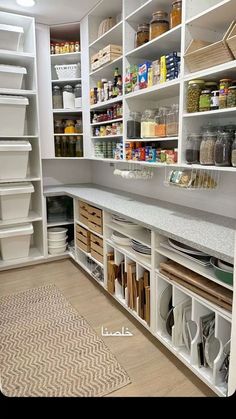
top-left (131, 239), bottom-right (151, 258)
top-left (111, 214), bottom-right (141, 230)
top-left (111, 231), bottom-right (131, 246)
top-left (48, 227), bottom-right (68, 255)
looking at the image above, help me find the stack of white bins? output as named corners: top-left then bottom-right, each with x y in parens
top-left (48, 227), bottom-right (68, 255)
top-left (0, 223), bottom-right (34, 260)
top-left (0, 23), bottom-right (24, 51)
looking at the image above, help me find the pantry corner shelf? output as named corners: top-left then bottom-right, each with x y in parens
top-left (90, 96), bottom-right (123, 110)
top-left (89, 20), bottom-right (123, 49)
top-left (185, 0), bottom-right (233, 31)
top-left (126, 24), bottom-right (182, 59)
top-left (47, 219), bottom-right (74, 227)
top-left (125, 79), bottom-right (180, 101)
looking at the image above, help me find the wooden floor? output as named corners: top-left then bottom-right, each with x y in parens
top-left (0, 259), bottom-right (215, 397)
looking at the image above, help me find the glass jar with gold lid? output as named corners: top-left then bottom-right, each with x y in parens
top-left (149, 11), bottom-right (169, 40)
top-left (136, 24), bottom-right (150, 48)
top-left (170, 1), bottom-right (182, 29)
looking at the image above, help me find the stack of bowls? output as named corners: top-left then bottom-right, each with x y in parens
top-left (48, 227), bottom-right (68, 255)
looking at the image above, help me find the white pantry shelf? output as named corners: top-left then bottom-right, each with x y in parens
top-left (125, 79), bottom-right (180, 101)
top-left (106, 221), bottom-right (151, 247)
top-left (50, 52), bottom-right (81, 64)
top-left (0, 212), bottom-right (42, 228)
top-left (186, 0), bottom-right (233, 32)
top-left (106, 239), bottom-right (151, 270)
top-left (53, 133), bottom-right (83, 136)
top-left (77, 246), bottom-right (104, 268)
top-left (0, 177), bottom-right (41, 183)
top-left (184, 60), bottom-right (236, 81)
top-left (183, 107), bottom-right (236, 118)
top-left (91, 135), bottom-right (123, 139)
top-left (51, 78), bottom-right (82, 84)
top-left (0, 88), bottom-right (36, 96)
top-left (76, 220), bottom-right (103, 239)
top-left (52, 108), bottom-right (82, 114)
top-left (126, 136), bottom-right (178, 142)
top-left (47, 220), bottom-right (74, 227)
top-left (89, 21), bottom-right (123, 49)
top-left (91, 118), bottom-right (123, 126)
top-left (0, 248), bottom-right (44, 270)
top-left (90, 55), bottom-right (123, 78)
top-left (90, 96), bottom-right (123, 110)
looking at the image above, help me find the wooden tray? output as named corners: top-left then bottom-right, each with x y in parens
top-left (227, 21), bottom-right (236, 58)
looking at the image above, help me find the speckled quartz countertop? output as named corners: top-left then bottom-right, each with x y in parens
top-left (44, 183), bottom-right (236, 263)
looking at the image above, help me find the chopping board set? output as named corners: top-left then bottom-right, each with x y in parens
top-left (160, 260), bottom-right (233, 312)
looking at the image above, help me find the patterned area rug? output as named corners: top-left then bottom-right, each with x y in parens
top-left (0, 284), bottom-right (131, 397)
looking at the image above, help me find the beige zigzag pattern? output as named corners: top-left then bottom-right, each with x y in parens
top-left (0, 284), bottom-right (131, 397)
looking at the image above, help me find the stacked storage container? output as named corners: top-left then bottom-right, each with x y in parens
top-left (48, 227), bottom-right (68, 255)
top-left (0, 21), bottom-right (34, 262)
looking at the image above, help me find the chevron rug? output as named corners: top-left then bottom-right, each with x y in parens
top-left (0, 284), bottom-right (131, 397)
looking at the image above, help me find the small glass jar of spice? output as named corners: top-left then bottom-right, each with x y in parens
top-left (219, 78), bottom-right (231, 109)
top-left (136, 24), bottom-right (150, 48)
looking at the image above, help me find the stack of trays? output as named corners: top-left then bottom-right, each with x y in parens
top-left (48, 227), bottom-right (68, 255)
top-left (131, 239), bottom-right (151, 258)
top-left (111, 214), bottom-right (141, 230)
top-left (111, 231), bottom-right (131, 246)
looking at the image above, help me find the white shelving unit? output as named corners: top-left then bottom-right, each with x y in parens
top-left (0, 10), bottom-right (45, 266)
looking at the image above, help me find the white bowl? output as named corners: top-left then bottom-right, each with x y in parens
top-left (48, 236), bottom-right (68, 246)
top-left (48, 244), bottom-right (67, 255)
top-left (48, 227), bottom-right (68, 240)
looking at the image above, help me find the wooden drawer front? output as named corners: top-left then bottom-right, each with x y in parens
top-left (88, 205), bottom-right (103, 234)
top-left (76, 225), bottom-right (90, 246)
top-left (91, 234), bottom-right (103, 264)
top-left (79, 201), bottom-right (89, 226)
top-left (88, 221), bottom-right (102, 234)
top-left (77, 239), bottom-right (90, 253)
top-left (87, 205), bottom-right (102, 219)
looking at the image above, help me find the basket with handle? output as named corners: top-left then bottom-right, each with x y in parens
top-left (54, 63), bottom-right (81, 80)
top-left (184, 21), bottom-right (235, 73)
top-left (226, 20), bottom-right (236, 58)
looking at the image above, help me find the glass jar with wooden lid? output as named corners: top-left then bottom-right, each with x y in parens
top-left (136, 24), bottom-right (150, 48)
top-left (149, 11), bottom-right (169, 40)
top-left (170, 1), bottom-right (182, 29)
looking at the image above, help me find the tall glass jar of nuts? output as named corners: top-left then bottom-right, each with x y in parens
top-left (187, 80), bottom-right (205, 113)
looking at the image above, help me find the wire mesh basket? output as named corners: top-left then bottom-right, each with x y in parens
top-left (164, 167), bottom-right (220, 190)
top-left (55, 63), bottom-right (81, 80)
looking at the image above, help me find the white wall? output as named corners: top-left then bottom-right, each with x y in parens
top-left (91, 161), bottom-right (236, 219)
top-left (42, 160), bottom-right (92, 186)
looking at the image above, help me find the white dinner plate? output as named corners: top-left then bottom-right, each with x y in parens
top-left (159, 285), bottom-right (172, 321)
top-left (168, 238), bottom-right (210, 257)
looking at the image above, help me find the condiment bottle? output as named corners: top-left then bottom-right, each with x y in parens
top-left (227, 86), bottom-right (236, 108)
top-left (55, 136), bottom-right (62, 157)
top-left (74, 83), bottom-right (82, 108)
top-left (219, 79), bottom-right (232, 109)
top-left (150, 11), bottom-right (169, 40)
top-left (210, 90), bottom-right (219, 110)
top-left (170, 1), bottom-right (182, 29)
top-left (68, 136), bottom-right (76, 157)
top-left (75, 41), bottom-right (80, 52)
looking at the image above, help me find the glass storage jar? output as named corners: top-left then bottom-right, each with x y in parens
top-left (155, 107), bottom-right (168, 137)
top-left (136, 24), bottom-right (150, 48)
top-left (205, 81), bottom-right (218, 91)
top-left (141, 109), bottom-right (156, 138)
top-left (54, 43), bottom-right (60, 54)
top-left (231, 134), bottom-right (236, 167)
top-left (54, 119), bottom-right (64, 134)
top-left (219, 79), bottom-right (232, 109)
top-left (75, 119), bottom-right (83, 133)
top-left (63, 85), bottom-right (75, 109)
top-left (127, 112), bottom-right (141, 139)
top-left (226, 86), bottom-right (236, 108)
top-left (200, 130), bottom-right (217, 165)
top-left (74, 83), bottom-right (82, 108)
top-left (166, 104), bottom-right (179, 136)
top-left (185, 133), bottom-right (202, 164)
top-left (61, 136), bottom-right (68, 157)
top-left (68, 136), bottom-right (76, 157)
top-left (150, 11), bottom-right (169, 40)
top-left (54, 136), bottom-right (62, 157)
top-left (170, 1), bottom-right (182, 29)
top-left (210, 90), bottom-right (219, 110)
top-left (64, 41), bottom-right (70, 53)
top-left (52, 85), bottom-right (63, 109)
top-left (199, 89), bottom-right (211, 112)
top-left (187, 80), bottom-right (205, 113)
top-left (69, 42), bottom-right (75, 53)
top-left (76, 136), bottom-right (83, 157)
top-left (214, 132), bottom-right (232, 166)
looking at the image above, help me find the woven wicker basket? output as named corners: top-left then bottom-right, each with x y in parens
top-left (184, 21), bottom-right (235, 73)
top-left (226, 21), bottom-right (236, 59)
top-left (55, 63), bottom-right (81, 80)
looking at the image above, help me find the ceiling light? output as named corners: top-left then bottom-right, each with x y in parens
top-left (16, 0), bottom-right (36, 7)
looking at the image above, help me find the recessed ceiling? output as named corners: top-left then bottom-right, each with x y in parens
top-left (0, 0), bottom-right (100, 25)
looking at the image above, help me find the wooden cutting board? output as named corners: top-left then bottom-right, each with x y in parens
top-left (160, 260), bottom-right (232, 305)
top-left (160, 269), bottom-right (232, 312)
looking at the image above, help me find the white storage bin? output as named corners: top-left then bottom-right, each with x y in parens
top-left (0, 23), bottom-right (24, 51)
top-left (0, 65), bottom-right (27, 89)
top-left (48, 227), bottom-right (68, 240)
top-left (0, 141), bottom-right (32, 180)
top-left (0, 182), bottom-right (34, 221)
top-left (0, 95), bottom-right (29, 136)
top-left (48, 236), bottom-right (68, 247)
top-left (48, 244), bottom-right (67, 255)
top-left (0, 223), bottom-right (33, 261)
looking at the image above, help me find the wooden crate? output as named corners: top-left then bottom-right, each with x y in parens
top-left (78, 201), bottom-right (89, 226)
top-left (184, 21), bottom-right (235, 73)
top-left (102, 44), bottom-right (122, 55)
top-left (100, 52), bottom-right (122, 66)
top-left (76, 224), bottom-right (91, 253)
top-left (91, 233), bottom-right (103, 264)
top-left (227, 21), bottom-right (236, 58)
top-left (87, 205), bottom-right (103, 234)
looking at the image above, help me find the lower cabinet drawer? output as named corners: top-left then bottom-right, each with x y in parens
top-left (90, 233), bottom-right (103, 263)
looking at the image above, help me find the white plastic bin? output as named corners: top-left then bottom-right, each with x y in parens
top-left (0, 223), bottom-right (33, 261)
top-left (0, 23), bottom-right (24, 51)
top-left (0, 141), bottom-right (32, 180)
top-left (0, 65), bottom-right (27, 89)
top-left (0, 182), bottom-right (34, 221)
top-left (0, 96), bottom-right (29, 136)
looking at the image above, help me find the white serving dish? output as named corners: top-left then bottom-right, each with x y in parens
top-left (48, 244), bottom-right (67, 255)
top-left (0, 182), bottom-right (34, 221)
top-left (47, 227), bottom-right (68, 240)
top-left (0, 65), bottom-right (27, 89)
top-left (0, 141), bottom-right (32, 180)
top-left (0, 223), bottom-right (33, 260)
top-left (0, 23), bottom-right (24, 51)
top-left (48, 235), bottom-right (68, 247)
top-left (0, 96), bottom-right (29, 136)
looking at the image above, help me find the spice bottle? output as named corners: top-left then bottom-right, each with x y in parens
top-left (187, 80), bottom-right (205, 113)
top-left (75, 119), bottom-right (83, 134)
top-left (52, 85), bottom-right (63, 109)
top-left (170, 1), bottom-right (182, 29)
top-left (150, 11), bottom-right (169, 40)
top-left (136, 24), bottom-right (150, 48)
top-left (75, 41), bottom-right (80, 52)
top-left (227, 86), bottom-right (236, 108)
top-left (231, 134), bottom-right (236, 167)
top-left (54, 43), bottom-right (60, 54)
top-left (219, 79), bottom-right (232, 109)
top-left (186, 134), bottom-right (202, 164)
top-left (214, 132), bottom-right (232, 166)
top-left (200, 129), bottom-right (217, 165)
top-left (127, 112), bottom-right (141, 139)
top-left (64, 41), bottom-right (70, 53)
top-left (69, 42), bottom-right (75, 53)
top-left (63, 85), bottom-right (75, 109)
top-left (61, 136), bottom-right (68, 157)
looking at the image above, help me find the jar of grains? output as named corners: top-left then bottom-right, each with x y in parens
top-left (214, 132), bottom-right (232, 166)
top-left (200, 130), bottom-right (217, 165)
top-left (150, 11), bottom-right (169, 40)
top-left (227, 86), bottom-right (236, 108)
top-left (187, 80), bottom-right (205, 113)
top-left (170, 1), bottom-right (182, 29)
top-left (186, 133), bottom-right (202, 164)
top-left (199, 89), bottom-right (211, 112)
top-left (52, 85), bottom-right (63, 109)
top-left (231, 135), bottom-right (236, 167)
top-left (219, 78), bottom-right (232, 109)
top-left (136, 24), bottom-right (150, 48)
